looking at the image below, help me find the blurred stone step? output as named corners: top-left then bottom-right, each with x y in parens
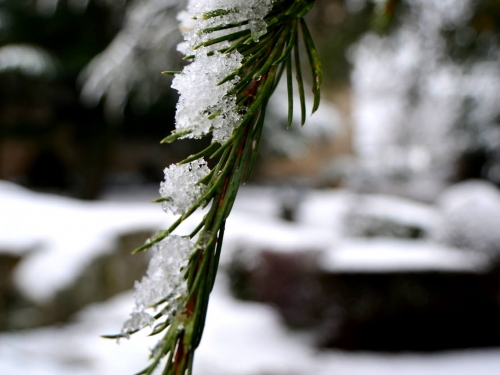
top-left (228, 240), bottom-right (500, 352)
top-left (0, 230), bottom-right (151, 331)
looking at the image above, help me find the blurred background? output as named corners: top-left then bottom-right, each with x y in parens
top-left (2, 0), bottom-right (500, 374)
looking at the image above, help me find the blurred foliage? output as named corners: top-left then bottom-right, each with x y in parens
top-left (443, 0), bottom-right (500, 63)
top-left (0, 0), bottom-right (179, 198)
top-left (2, 0), bottom-right (500, 197)
top-left (307, 0), bottom-right (406, 86)
top-left (307, 0), bottom-right (374, 85)
top-left (0, 1), bottom-right (115, 76)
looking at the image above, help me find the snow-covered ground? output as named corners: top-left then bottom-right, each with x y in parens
top-left (1, 278), bottom-right (500, 375)
top-left (1, 180), bottom-right (499, 374)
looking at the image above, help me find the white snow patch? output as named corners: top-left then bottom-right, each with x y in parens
top-left (434, 180), bottom-right (500, 256)
top-left (124, 235), bottom-right (195, 332)
top-left (172, 48), bottom-right (243, 142)
top-left (0, 181), bottom-right (175, 303)
top-left (320, 239), bottom-right (489, 273)
top-left (345, 193), bottom-right (439, 234)
top-left (296, 189), bottom-right (353, 234)
top-left (159, 158), bottom-right (210, 214)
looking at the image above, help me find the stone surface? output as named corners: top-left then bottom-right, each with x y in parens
top-left (228, 245), bottom-right (500, 351)
top-left (0, 230), bottom-right (152, 331)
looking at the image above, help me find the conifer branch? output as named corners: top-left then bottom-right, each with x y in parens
top-left (108, 1), bottom-right (322, 374)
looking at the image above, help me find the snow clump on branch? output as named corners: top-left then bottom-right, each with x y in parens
top-left (159, 158), bottom-right (210, 215)
top-left (173, 0), bottom-right (273, 143)
top-left (122, 235), bottom-right (196, 333)
top-left (171, 48), bottom-right (243, 143)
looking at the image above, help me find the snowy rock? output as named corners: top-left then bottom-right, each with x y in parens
top-left (228, 249), bottom-right (323, 327)
top-left (0, 181), bottom-right (173, 329)
top-left (320, 239), bottom-right (488, 273)
top-left (228, 239), bottom-right (497, 351)
top-left (434, 180), bottom-right (500, 257)
top-left (0, 181), bottom-right (170, 304)
top-left (316, 264), bottom-right (500, 351)
top-left (343, 194), bottom-right (438, 239)
top-left (0, 228), bottom-right (153, 331)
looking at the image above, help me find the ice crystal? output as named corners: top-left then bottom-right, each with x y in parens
top-left (122, 311), bottom-right (155, 335)
top-left (159, 158), bottom-right (210, 214)
top-left (249, 19), bottom-right (267, 42)
top-left (122, 235), bottom-right (195, 333)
